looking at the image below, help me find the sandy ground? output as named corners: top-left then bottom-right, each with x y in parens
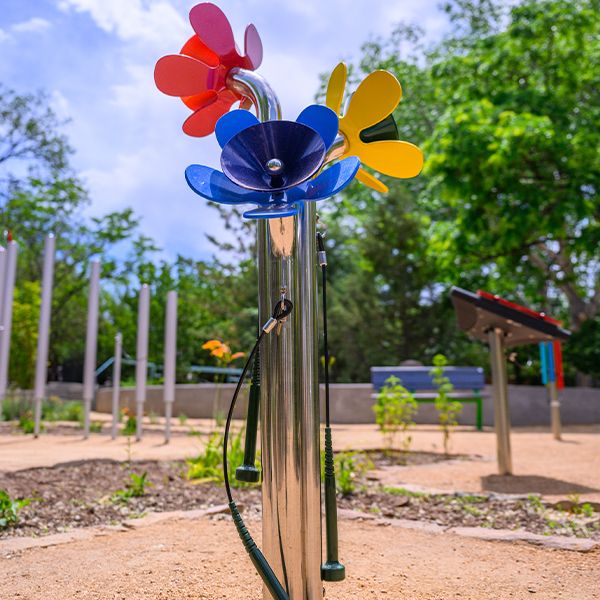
top-left (2, 420), bottom-right (598, 502)
top-left (1, 514), bottom-right (599, 600)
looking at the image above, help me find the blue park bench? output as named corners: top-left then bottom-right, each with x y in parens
top-left (370, 366), bottom-right (486, 431)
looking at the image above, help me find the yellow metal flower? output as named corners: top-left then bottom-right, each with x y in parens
top-left (325, 62), bottom-right (423, 193)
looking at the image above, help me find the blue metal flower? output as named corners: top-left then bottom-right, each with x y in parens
top-left (185, 105), bottom-right (360, 219)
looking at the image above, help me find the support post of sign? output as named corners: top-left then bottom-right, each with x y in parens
top-left (548, 381), bottom-right (561, 441)
top-left (111, 332), bottom-right (122, 440)
top-left (34, 234), bottom-right (55, 437)
top-left (135, 284), bottom-right (150, 442)
top-left (164, 290), bottom-right (177, 444)
top-left (488, 327), bottom-right (513, 475)
top-left (230, 69), bottom-right (323, 600)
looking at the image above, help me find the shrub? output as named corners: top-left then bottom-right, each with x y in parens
top-left (0, 489), bottom-right (30, 529)
top-left (373, 375), bottom-right (418, 454)
top-left (430, 354), bottom-right (462, 455)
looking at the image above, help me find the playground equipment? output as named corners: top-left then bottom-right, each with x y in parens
top-left (111, 332), bottom-right (122, 440)
top-left (135, 284), bottom-right (150, 441)
top-left (539, 340), bottom-right (564, 440)
top-left (164, 290), bottom-right (177, 443)
top-left (154, 4), bottom-right (422, 598)
top-left (450, 286), bottom-right (571, 475)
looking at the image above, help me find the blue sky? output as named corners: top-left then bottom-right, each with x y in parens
top-left (0, 0), bottom-right (449, 261)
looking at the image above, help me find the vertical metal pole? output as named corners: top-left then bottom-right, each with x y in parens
top-left (34, 234), bottom-right (55, 437)
top-left (548, 381), bottom-right (562, 440)
top-left (135, 284), bottom-right (150, 442)
top-left (83, 260), bottom-right (101, 438)
top-left (0, 241), bottom-right (18, 400)
top-left (488, 327), bottom-right (513, 475)
top-left (230, 69), bottom-right (323, 599)
top-left (0, 246), bottom-right (6, 343)
top-left (111, 332), bottom-right (122, 440)
top-left (164, 290), bottom-right (177, 444)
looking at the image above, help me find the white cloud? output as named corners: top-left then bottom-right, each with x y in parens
top-left (58, 0), bottom-right (187, 46)
top-left (0, 28), bottom-right (9, 43)
top-left (11, 17), bottom-right (52, 33)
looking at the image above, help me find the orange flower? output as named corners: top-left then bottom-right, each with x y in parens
top-left (202, 339), bottom-right (222, 350)
top-left (230, 352), bottom-right (245, 361)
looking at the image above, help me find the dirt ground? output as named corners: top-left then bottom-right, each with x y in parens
top-left (2, 513), bottom-right (599, 600)
top-left (2, 421), bottom-right (598, 502)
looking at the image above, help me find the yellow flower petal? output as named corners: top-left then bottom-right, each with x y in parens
top-left (357, 139), bottom-right (423, 179)
top-left (325, 62), bottom-right (347, 116)
top-left (355, 167), bottom-right (389, 193)
top-left (341, 70), bottom-right (402, 133)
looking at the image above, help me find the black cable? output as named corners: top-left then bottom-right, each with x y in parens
top-left (223, 331), bottom-right (264, 504)
top-left (317, 231), bottom-right (345, 582)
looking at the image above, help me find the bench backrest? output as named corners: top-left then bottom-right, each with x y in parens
top-left (371, 366), bottom-right (485, 392)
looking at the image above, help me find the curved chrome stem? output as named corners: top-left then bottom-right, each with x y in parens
top-left (228, 68), bottom-right (281, 122)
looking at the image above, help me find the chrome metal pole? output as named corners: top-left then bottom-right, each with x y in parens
top-left (135, 284), bottom-right (150, 442)
top-left (111, 332), bottom-right (122, 440)
top-left (34, 234), bottom-right (55, 437)
top-left (229, 69), bottom-right (323, 600)
top-left (488, 327), bottom-right (513, 475)
top-left (164, 290), bottom-right (177, 444)
top-left (0, 240), bottom-right (17, 400)
top-left (82, 259), bottom-right (100, 438)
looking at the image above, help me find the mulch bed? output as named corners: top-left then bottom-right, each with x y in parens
top-left (1, 453), bottom-right (598, 541)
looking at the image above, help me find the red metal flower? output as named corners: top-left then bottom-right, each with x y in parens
top-left (154, 3), bottom-right (263, 137)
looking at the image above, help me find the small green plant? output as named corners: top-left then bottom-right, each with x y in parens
top-left (186, 429), bottom-right (257, 488)
top-left (0, 489), bottom-right (30, 529)
top-left (213, 410), bottom-right (226, 429)
top-left (430, 354), bottom-right (462, 455)
top-left (382, 486), bottom-right (429, 499)
top-left (112, 472), bottom-right (152, 502)
top-left (373, 376), bottom-right (418, 455)
top-left (18, 413), bottom-right (36, 434)
top-left (122, 414), bottom-right (137, 436)
top-left (178, 413), bottom-right (188, 426)
top-left (89, 420), bottom-right (103, 433)
top-left (148, 411), bottom-right (159, 425)
top-left (333, 451), bottom-right (372, 496)
top-left (528, 494), bottom-right (544, 512)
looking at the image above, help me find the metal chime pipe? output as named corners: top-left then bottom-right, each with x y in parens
top-left (228, 69), bottom-right (323, 600)
top-left (0, 240), bottom-right (18, 400)
top-left (83, 259), bottom-right (100, 438)
top-left (34, 234), bottom-right (56, 437)
top-left (164, 290), bottom-right (177, 444)
top-left (135, 284), bottom-right (150, 442)
top-left (111, 332), bottom-right (122, 440)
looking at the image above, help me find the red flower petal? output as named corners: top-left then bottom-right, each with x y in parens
top-left (182, 90), bottom-right (238, 137)
top-left (182, 89), bottom-right (218, 112)
top-left (189, 3), bottom-right (242, 67)
top-left (154, 54), bottom-right (216, 97)
top-left (243, 24), bottom-right (263, 70)
top-left (180, 35), bottom-right (219, 68)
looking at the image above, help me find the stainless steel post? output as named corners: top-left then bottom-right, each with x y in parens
top-left (34, 234), bottom-right (55, 437)
top-left (488, 327), bottom-right (513, 475)
top-left (0, 241), bottom-right (17, 400)
top-left (135, 284), bottom-right (150, 442)
top-left (111, 332), bottom-right (122, 440)
top-left (229, 69), bottom-right (323, 600)
top-left (164, 290), bottom-right (177, 444)
top-left (83, 260), bottom-right (100, 438)
top-left (548, 381), bottom-right (561, 440)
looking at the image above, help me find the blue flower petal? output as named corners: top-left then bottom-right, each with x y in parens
top-left (296, 105), bottom-right (339, 151)
top-left (302, 156), bottom-right (360, 201)
top-left (243, 203), bottom-right (299, 219)
top-left (215, 110), bottom-right (260, 149)
top-left (185, 164), bottom-right (269, 205)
